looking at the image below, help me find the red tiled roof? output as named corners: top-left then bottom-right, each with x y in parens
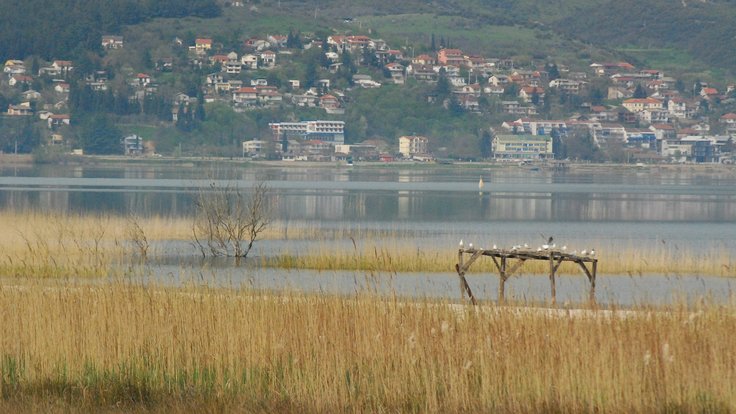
top-left (624, 98), bottom-right (661, 104)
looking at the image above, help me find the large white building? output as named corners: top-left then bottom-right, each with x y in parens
top-left (268, 120), bottom-right (345, 144)
top-left (492, 134), bottom-right (553, 161)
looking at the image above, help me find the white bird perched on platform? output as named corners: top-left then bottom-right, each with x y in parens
top-left (561, 245), bottom-right (567, 251)
top-left (492, 244), bottom-right (497, 249)
top-left (537, 247), bottom-right (542, 252)
top-left (581, 249), bottom-right (588, 256)
top-left (469, 243), bottom-right (474, 249)
top-left (590, 249), bottom-right (596, 256)
top-left (523, 243), bottom-right (529, 248)
top-left (542, 244), bottom-right (550, 250)
top-left (459, 239), bottom-right (464, 248)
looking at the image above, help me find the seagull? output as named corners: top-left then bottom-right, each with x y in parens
top-left (492, 244), bottom-right (497, 249)
top-left (590, 249), bottom-right (596, 256)
top-left (542, 244), bottom-right (549, 250)
top-left (523, 243), bottom-right (529, 248)
top-left (561, 245), bottom-right (567, 251)
top-left (459, 239), bottom-right (464, 248)
top-left (581, 249), bottom-right (588, 256)
top-left (469, 243), bottom-right (474, 249)
top-left (537, 247), bottom-right (542, 252)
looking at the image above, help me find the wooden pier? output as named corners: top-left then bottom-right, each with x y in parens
top-left (455, 247), bottom-right (598, 305)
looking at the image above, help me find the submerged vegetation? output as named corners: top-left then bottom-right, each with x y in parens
top-left (1, 280), bottom-right (735, 412)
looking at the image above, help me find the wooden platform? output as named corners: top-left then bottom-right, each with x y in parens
top-left (455, 247), bottom-right (598, 305)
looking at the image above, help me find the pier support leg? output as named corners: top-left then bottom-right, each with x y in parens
top-left (549, 254), bottom-right (556, 305)
top-left (499, 256), bottom-right (506, 303)
top-left (455, 250), bottom-right (478, 306)
top-left (590, 260), bottom-right (597, 304)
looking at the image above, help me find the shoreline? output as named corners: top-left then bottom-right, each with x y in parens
top-left (2, 153), bottom-right (736, 174)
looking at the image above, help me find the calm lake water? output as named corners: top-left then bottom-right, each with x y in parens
top-left (1, 161), bottom-right (735, 305)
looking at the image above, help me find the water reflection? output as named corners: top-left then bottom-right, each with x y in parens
top-left (0, 163), bottom-right (734, 226)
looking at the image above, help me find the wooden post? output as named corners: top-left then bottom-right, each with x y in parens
top-left (590, 260), bottom-right (597, 304)
top-left (499, 256), bottom-right (507, 303)
top-left (549, 252), bottom-right (556, 305)
top-left (455, 249), bottom-right (478, 306)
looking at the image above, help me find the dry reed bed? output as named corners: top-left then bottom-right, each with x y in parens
top-left (266, 244), bottom-right (736, 277)
top-left (0, 211), bottom-right (734, 277)
top-left (1, 281), bottom-right (735, 412)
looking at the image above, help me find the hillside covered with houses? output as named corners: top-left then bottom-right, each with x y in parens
top-left (0, 1), bottom-right (735, 164)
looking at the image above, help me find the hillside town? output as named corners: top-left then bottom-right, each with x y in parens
top-left (2, 26), bottom-right (735, 164)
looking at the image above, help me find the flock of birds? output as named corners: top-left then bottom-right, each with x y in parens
top-left (459, 236), bottom-right (596, 257)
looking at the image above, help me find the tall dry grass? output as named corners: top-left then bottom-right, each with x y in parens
top-left (0, 280), bottom-right (734, 412)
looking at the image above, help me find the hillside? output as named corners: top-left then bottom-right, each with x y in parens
top-left (2, 0), bottom-right (736, 162)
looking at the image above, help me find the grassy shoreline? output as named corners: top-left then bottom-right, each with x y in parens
top-left (1, 280), bottom-right (734, 412)
top-left (3, 152), bottom-right (736, 175)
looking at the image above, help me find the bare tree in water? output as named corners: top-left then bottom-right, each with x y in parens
top-left (192, 180), bottom-right (271, 262)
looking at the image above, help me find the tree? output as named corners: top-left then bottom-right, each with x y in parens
top-left (589, 87), bottom-right (604, 105)
top-left (550, 128), bottom-right (565, 159)
top-left (80, 114), bottom-right (121, 154)
top-left (448, 94), bottom-right (465, 116)
top-left (195, 100), bottom-right (206, 122)
top-left (434, 70), bottom-right (451, 100)
top-left (192, 180), bottom-right (271, 262)
top-left (633, 84), bottom-right (647, 99)
top-left (480, 129), bottom-right (492, 158)
top-left (545, 63), bottom-right (560, 80)
top-left (304, 59), bottom-right (317, 89)
top-left (565, 128), bottom-right (600, 161)
top-left (531, 91), bottom-right (540, 106)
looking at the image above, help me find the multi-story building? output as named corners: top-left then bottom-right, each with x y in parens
top-left (492, 134), bottom-right (553, 161)
top-left (399, 135), bottom-right (429, 158)
top-left (269, 120), bottom-right (345, 144)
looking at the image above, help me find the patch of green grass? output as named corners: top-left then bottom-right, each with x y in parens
top-left (357, 13), bottom-right (609, 68)
top-left (615, 46), bottom-right (729, 84)
top-left (133, 7), bottom-right (331, 45)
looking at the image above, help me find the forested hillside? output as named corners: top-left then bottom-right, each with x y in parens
top-left (0, 0), bottom-right (220, 62)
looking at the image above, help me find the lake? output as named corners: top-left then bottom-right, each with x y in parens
top-left (1, 161), bottom-right (735, 305)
